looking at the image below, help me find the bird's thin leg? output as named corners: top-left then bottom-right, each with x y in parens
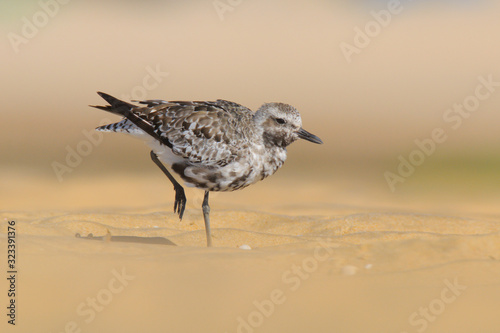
top-left (150, 150), bottom-right (186, 220)
top-left (202, 190), bottom-right (212, 247)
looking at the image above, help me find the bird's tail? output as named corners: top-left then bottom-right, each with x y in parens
top-left (90, 91), bottom-right (171, 147)
top-left (89, 92), bottom-right (136, 115)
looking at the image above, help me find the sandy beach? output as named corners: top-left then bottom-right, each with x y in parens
top-left (2, 167), bottom-right (500, 332)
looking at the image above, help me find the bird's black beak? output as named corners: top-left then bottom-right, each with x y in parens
top-left (297, 128), bottom-right (323, 144)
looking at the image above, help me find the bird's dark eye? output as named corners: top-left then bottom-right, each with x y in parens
top-left (275, 118), bottom-right (286, 125)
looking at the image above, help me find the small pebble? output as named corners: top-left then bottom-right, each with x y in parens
top-left (341, 265), bottom-right (358, 276)
top-left (239, 244), bottom-right (252, 250)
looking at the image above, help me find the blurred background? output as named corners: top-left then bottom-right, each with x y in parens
top-left (1, 0), bottom-right (500, 214)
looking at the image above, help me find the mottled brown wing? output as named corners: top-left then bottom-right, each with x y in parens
top-left (137, 100), bottom-right (255, 166)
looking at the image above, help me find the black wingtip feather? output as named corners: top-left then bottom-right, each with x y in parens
top-left (90, 92), bottom-right (136, 116)
top-left (96, 92), bottom-right (133, 108)
top-left (89, 104), bottom-right (111, 111)
top-left (90, 91), bottom-right (173, 148)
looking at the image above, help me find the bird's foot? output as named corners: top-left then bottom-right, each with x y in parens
top-left (173, 185), bottom-right (186, 220)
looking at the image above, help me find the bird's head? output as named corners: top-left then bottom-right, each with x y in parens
top-left (254, 103), bottom-right (323, 148)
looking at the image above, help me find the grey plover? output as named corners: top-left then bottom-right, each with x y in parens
top-left (91, 92), bottom-right (323, 247)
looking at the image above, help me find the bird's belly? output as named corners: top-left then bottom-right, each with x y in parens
top-left (174, 147), bottom-right (287, 192)
top-left (149, 140), bottom-right (185, 166)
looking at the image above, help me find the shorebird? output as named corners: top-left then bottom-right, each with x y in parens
top-left (91, 92), bottom-right (323, 247)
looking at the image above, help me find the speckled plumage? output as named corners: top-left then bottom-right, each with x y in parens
top-left (94, 94), bottom-right (321, 191)
top-left (91, 92), bottom-right (322, 246)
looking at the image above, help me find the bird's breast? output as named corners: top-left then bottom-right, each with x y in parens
top-left (172, 145), bottom-right (287, 192)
